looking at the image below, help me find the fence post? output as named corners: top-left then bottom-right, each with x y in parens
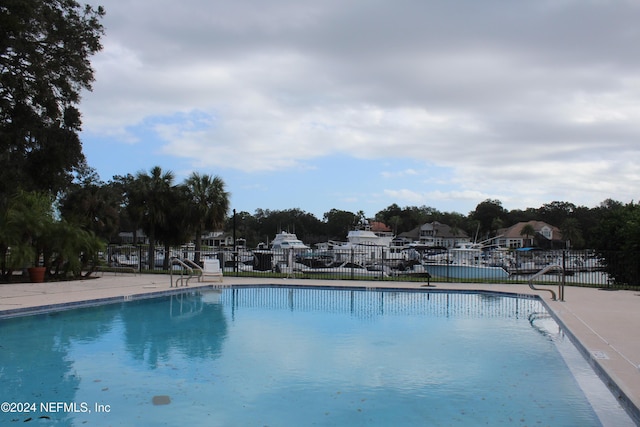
top-left (350, 247), bottom-right (354, 280)
top-left (560, 250), bottom-right (566, 301)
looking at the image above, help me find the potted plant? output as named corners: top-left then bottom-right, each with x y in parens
top-left (2, 191), bottom-right (55, 282)
top-left (1, 191), bottom-right (107, 282)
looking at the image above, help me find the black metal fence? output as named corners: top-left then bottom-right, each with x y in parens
top-left (103, 245), bottom-right (640, 289)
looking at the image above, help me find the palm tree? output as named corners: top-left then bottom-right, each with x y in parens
top-left (59, 184), bottom-right (120, 241)
top-left (185, 173), bottom-right (230, 265)
top-left (120, 174), bottom-right (146, 246)
top-left (155, 185), bottom-right (194, 270)
top-left (520, 224), bottom-right (537, 247)
top-left (135, 166), bottom-right (175, 270)
top-left (45, 220), bottom-right (104, 278)
top-left (560, 218), bottom-right (584, 249)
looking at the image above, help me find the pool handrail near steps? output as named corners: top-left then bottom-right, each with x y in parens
top-left (528, 264), bottom-right (565, 301)
top-left (169, 257), bottom-right (198, 287)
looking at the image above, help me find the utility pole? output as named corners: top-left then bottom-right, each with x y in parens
top-left (233, 209), bottom-right (237, 273)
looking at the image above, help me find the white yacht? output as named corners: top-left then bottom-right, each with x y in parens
top-left (328, 226), bottom-right (402, 267)
top-left (270, 231), bottom-right (310, 251)
top-left (345, 229), bottom-right (394, 247)
top-left (268, 231), bottom-right (311, 274)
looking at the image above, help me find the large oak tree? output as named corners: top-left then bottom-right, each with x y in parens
top-left (0, 0), bottom-right (105, 198)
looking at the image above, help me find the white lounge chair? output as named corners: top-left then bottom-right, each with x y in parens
top-left (199, 258), bottom-right (223, 282)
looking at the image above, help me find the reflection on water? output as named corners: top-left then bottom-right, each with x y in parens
top-left (0, 287), bottom-right (632, 426)
top-left (122, 292), bottom-right (228, 367)
top-left (0, 290), bottom-right (228, 425)
top-left (223, 286), bottom-right (544, 319)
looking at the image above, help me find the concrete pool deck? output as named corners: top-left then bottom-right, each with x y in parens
top-left (1, 273), bottom-right (639, 423)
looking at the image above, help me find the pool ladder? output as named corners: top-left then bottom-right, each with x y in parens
top-left (169, 257), bottom-right (202, 287)
top-left (528, 264), bottom-right (565, 301)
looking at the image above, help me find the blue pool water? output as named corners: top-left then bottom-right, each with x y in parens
top-left (0, 286), bottom-right (633, 426)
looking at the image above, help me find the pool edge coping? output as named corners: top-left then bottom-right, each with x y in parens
top-left (0, 284), bottom-right (224, 319)
top-left (539, 297), bottom-right (640, 426)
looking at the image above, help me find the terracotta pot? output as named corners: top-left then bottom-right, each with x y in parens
top-left (28, 266), bottom-right (46, 283)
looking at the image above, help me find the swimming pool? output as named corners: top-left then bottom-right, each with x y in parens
top-left (0, 286), bottom-right (634, 426)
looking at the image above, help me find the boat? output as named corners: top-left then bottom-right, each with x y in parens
top-left (326, 226), bottom-right (402, 266)
top-left (400, 243), bottom-right (510, 280)
top-left (345, 228), bottom-right (393, 247)
top-left (268, 231), bottom-right (312, 273)
top-left (110, 247), bottom-right (140, 268)
top-left (507, 248), bottom-right (604, 276)
top-left (423, 263), bottom-right (510, 280)
top-left (295, 261), bottom-right (389, 278)
top-left (270, 231), bottom-right (311, 251)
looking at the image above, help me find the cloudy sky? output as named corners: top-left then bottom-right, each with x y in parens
top-left (79, 0), bottom-right (640, 219)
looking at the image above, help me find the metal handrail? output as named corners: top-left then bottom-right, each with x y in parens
top-left (170, 257), bottom-right (199, 287)
top-left (180, 258), bottom-right (204, 275)
top-left (528, 264), bottom-right (564, 301)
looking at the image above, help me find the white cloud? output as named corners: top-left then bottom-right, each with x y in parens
top-left (383, 189), bottom-right (493, 207)
top-left (80, 0), bottom-right (640, 214)
top-left (381, 169), bottom-right (419, 179)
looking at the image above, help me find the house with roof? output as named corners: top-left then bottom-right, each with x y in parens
top-left (419, 221), bottom-right (471, 248)
top-left (118, 229), bottom-right (148, 244)
top-left (393, 227), bottom-right (419, 247)
top-left (368, 221), bottom-right (394, 239)
top-left (394, 221), bottom-right (471, 248)
top-left (496, 220), bottom-right (563, 249)
top-left (201, 230), bottom-right (235, 248)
